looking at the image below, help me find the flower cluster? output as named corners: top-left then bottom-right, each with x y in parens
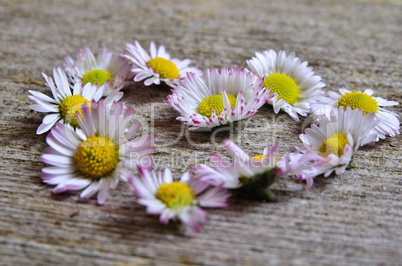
top-left (29, 41), bottom-right (400, 236)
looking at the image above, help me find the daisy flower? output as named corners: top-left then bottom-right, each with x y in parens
top-left (310, 88), bottom-right (400, 141)
top-left (167, 67), bottom-right (273, 131)
top-left (121, 40), bottom-right (202, 86)
top-left (40, 99), bottom-right (156, 205)
top-left (193, 140), bottom-right (301, 200)
top-left (128, 167), bottom-right (230, 236)
top-left (28, 67), bottom-right (122, 134)
top-left (296, 106), bottom-right (378, 186)
top-left (63, 47), bottom-right (134, 97)
top-left (246, 49), bottom-right (326, 121)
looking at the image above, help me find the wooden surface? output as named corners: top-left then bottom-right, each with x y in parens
top-left (1, 0), bottom-right (401, 265)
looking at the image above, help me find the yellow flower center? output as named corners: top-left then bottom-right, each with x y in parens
top-left (198, 94), bottom-right (237, 118)
top-left (337, 91), bottom-right (379, 115)
top-left (319, 132), bottom-right (349, 157)
top-left (74, 135), bottom-right (120, 180)
top-left (263, 72), bottom-right (300, 105)
top-left (82, 69), bottom-right (112, 86)
top-left (253, 154), bottom-right (266, 162)
top-left (59, 95), bottom-right (90, 128)
top-left (156, 182), bottom-right (195, 209)
top-left (146, 57), bottom-right (180, 79)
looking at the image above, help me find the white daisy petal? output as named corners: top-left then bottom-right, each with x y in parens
top-left (41, 154), bottom-right (73, 167)
top-left (41, 166), bottom-right (76, 177)
top-left (29, 102), bottom-right (58, 113)
top-left (150, 41), bottom-right (157, 58)
top-left (80, 181), bottom-right (102, 199)
top-left (53, 68), bottom-right (71, 97)
top-left (192, 160), bottom-right (240, 189)
top-left (375, 97), bottom-right (399, 106)
top-left (36, 115), bottom-right (60, 135)
top-left (144, 77), bottom-right (157, 86)
top-left (43, 173), bottom-right (76, 185)
top-left (28, 90), bottom-right (57, 103)
top-left (96, 179), bottom-right (111, 205)
top-left (56, 178), bottom-right (91, 192)
top-left (139, 199), bottom-right (166, 214)
top-left (157, 45), bottom-right (167, 58)
top-left (42, 113), bottom-right (60, 125)
top-left (134, 71), bottom-right (152, 82)
top-left (46, 132), bottom-right (76, 156)
top-left (197, 185), bottom-right (231, 208)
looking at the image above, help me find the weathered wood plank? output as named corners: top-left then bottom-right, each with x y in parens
top-left (0, 0), bottom-right (401, 265)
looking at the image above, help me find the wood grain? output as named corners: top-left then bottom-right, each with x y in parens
top-left (1, 0), bottom-right (401, 265)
